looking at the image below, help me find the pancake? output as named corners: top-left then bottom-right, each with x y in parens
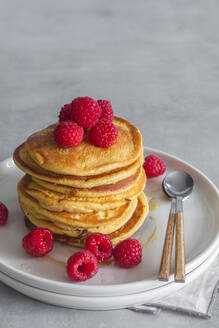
top-left (13, 143), bottom-right (143, 188)
top-left (24, 192), bottom-right (148, 246)
top-left (18, 187), bottom-right (138, 234)
top-left (31, 164), bottom-right (144, 197)
top-left (25, 117), bottom-right (142, 176)
top-left (24, 215), bottom-right (84, 238)
top-left (19, 196), bottom-right (137, 234)
top-left (108, 192), bottom-right (148, 245)
top-left (20, 171), bottom-right (146, 212)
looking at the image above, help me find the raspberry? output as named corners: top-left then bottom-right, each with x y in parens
top-left (54, 121), bottom-right (84, 148)
top-left (143, 154), bottom-right (166, 178)
top-left (71, 97), bottom-right (101, 128)
top-left (59, 103), bottom-right (72, 122)
top-left (97, 100), bottom-right (114, 122)
top-left (85, 233), bottom-right (113, 262)
top-left (89, 119), bottom-right (118, 148)
top-left (0, 201), bottom-right (8, 226)
top-left (113, 239), bottom-right (142, 268)
top-left (67, 250), bottom-right (98, 281)
top-left (22, 228), bottom-right (54, 257)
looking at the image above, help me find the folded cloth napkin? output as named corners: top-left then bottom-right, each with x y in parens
top-left (128, 255), bottom-right (219, 319)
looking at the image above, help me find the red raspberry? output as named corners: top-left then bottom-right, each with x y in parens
top-left (89, 119), bottom-right (118, 148)
top-left (143, 154), bottom-right (166, 178)
top-left (85, 233), bottom-right (113, 262)
top-left (113, 239), bottom-right (142, 268)
top-left (54, 121), bottom-right (84, 148)
top-left (71, 97), bottom-right (101, 128)
top-left (67, 250), bottom-right (98, 281)
top-left (22, 228), bottom-right (54, 257)
top-left (0, 201), bottom-right (8, 226)
top-left (59, 103), bottom-right (72, 122)
top-left (97, 100), bottom-right (114, 122)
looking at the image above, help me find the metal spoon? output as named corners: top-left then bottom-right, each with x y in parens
top-left (159, 170), bottom-right (194, 282)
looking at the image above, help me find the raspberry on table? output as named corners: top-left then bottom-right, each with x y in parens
top-left (0, 201), bottom-right (8, 226)
top-left (89, 119), bottom-right (118, 148)
top-left (54, 121), bottom-right (84, 148)
top-left (22, 228), bottom-right (54, 257)
top-left (71, 97), bottom-right (101, 128)
top-left (143, 154), bottom-right (166, 178)
top-left (59, 103), bottom-right (73, 122)
top-left (67, 250), bottom-right (98, 282)
top-left (85, 233), bottom-right (113, 262)
top-left (113, 239), bottom-right (142, 268)
top-left (97, 100), bottom-right (114, 122)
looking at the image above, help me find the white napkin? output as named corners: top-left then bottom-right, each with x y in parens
top-left (129, 255), bottom-right (219, 319)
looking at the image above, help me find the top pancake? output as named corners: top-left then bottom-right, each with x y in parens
top-left (25, 117), bottom-right (142, 176)
top-left (13, 143), bottom-right (143, 188)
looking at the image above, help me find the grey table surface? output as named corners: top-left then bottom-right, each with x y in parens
top-left (0, 0), bottom-right (219, 326)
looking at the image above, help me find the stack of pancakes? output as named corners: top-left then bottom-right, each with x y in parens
top-left (13, 117), bottom-right (149, 247)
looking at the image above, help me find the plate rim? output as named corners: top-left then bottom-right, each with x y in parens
top-left (0, 248), bottom-right (218, 310)
top-left (0, 147), bottom-right (219, 297)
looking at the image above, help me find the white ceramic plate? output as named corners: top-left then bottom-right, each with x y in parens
top-left (0, 249), bottom-right (217, 310)
top-left (0, 147), bottom-right (218, 298)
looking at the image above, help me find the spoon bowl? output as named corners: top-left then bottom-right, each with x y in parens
top-left (163, 170), bottom-right (194, 200)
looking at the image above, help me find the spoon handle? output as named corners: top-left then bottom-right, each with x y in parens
top-left (175, 212), bottom-right (185, 282)
top-left (158, 210), bottom-right (175, 281)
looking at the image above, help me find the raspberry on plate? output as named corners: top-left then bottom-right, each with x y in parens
top-left (85, 233), bottom-right (113, 262)
top-left (71, 97), bottom-right (101, 128)
top-left (67, 250), bottom-right (98, 282)
top-left (0, 201), bottom-right (8, 226)
top-left (97, 100), bottom-right (114, 122)
top-left (54, 121), bottom-right (84, 148)
top-left (22, 228), bottom-right (54, 257)
top-left (113, 239), bottom-right (142, 268)
top-left (89, 119), bottom-right (118, 148)
top-left (143, 154), bottom-right (166, 178)
top-left (59, 103), bottom-right (72, 122)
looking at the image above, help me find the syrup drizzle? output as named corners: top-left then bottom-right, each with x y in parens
top-left (149, 197), bottom-right (159, 211)
top-left (44, 256), bottom-right (66, 267)
top-left (99, 257), bottom-right (114, 267)
top-left (138, 231), bottom-right (146, 245)
top-left (20, 263), bottom-right (32, 271)
top-left (100, 273), bottom-right (105, 284)
top-left (141, 222), bottom-right (158, 249)
top-left (138, 215), bottom-right (158, 249)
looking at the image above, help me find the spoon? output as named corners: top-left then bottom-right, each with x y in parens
top-left (159, 170), bottom-right (194, 282)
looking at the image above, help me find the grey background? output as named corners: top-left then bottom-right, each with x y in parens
top-left (0, 0), bottom-right (218, 326)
